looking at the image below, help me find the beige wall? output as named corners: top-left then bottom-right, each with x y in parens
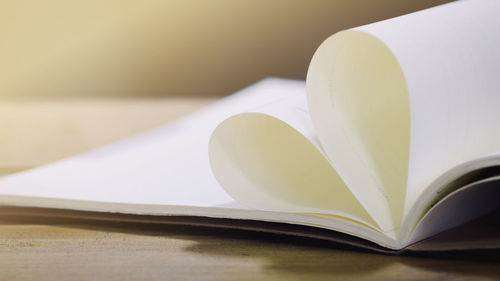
top-left (0, 0), bottom-right (453, 98)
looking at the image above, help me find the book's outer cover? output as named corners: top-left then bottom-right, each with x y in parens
top-left (2, 205), bottom-right (499, 254)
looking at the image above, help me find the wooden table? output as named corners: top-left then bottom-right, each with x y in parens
top-left (1, 98), bottom-right (499, 281)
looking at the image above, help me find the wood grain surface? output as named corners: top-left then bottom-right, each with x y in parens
top-left (1, 98), bottom-right (499, 281)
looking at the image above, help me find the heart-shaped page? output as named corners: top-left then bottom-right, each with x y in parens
top-left (209, 111), bottom-right (377, 229)
top-left (209, 30), bottom-right (410, 233)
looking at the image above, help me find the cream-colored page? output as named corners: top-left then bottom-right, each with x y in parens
top-left (307, 28), bottom-right (409, 233)
top-left (307, 0), bottom-right (500, 232)
top-left (209, 94), bottom-right (378, 229)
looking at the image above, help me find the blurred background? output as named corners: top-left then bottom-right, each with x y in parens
top-left (1, 0), bottom-right (453, 98)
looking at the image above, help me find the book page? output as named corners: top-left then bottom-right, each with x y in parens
top-left (307, 29), bottom-right (409, 233)
top-left (407, 175), bottom-right (500, 247)
top-left (407, 208), bottom-right (500, 251)
top-left (0, 78), bottom-right (302, 208)
top-left (306, 0), bottom-right (500, 232)
top-left (399, 150), bottom-right (500, 244)
top-left (356, 0), bottom-right (500, 218)
top-left (209, 94), bottom-right (379, 230)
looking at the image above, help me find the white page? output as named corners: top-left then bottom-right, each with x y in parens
top-left (307, 0), bottom-right (500, 231)
top-left (407, 175), bottom-right (500, 246)
top-left (357, 0), bottom-right (500, 217)
top-left (399, 150), bottom-right (500, 244)
top-left (0, 78), bottom-right (304, 208)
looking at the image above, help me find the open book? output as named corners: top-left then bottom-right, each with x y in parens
top-left (1, 0), bottom-right (500, 252)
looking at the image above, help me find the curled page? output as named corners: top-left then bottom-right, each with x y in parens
top-left (208, 93), bottom-right (378, 230)
top-left (307, 29), bottom-right (409, 232)
top-left (307, 0), bottom-right (500, 230)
